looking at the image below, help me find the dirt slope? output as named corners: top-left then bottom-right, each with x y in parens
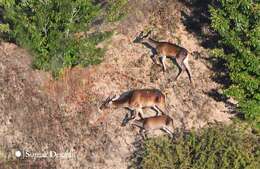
top-left (0, 1), bottom-right (233, 169)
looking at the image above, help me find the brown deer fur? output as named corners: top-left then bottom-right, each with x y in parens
top-left (99, 89), bottom-right (167, 119)
top-left (133, 31), bottom-right (193, 84)
top-left (132, 114), bottom-right (174, 138)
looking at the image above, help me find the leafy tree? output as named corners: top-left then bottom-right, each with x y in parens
top-left (0, 0), bottom-right (112, 76)
top-left (133, 124), bottom-right (259, 169)
top-left (210, 0), bottom-right (260, 126)
top-left (106, 0), bottom-right (128, 22)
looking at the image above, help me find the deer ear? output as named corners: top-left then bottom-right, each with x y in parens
top-left (144, 30), bottom-right (152, 38)
top-left (111, 95), bottom-right (119, 101)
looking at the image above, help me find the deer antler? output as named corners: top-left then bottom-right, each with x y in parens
top-left (111, 95), bottom-right (118, 101)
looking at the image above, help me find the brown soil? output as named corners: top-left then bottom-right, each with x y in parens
top-left (0, 1), bottom-right (233, 168)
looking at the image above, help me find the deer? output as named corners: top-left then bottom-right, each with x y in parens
top-left (99, 89), bottom-right (168, 120)
top-left (133, 30), bottom-right (193, 85)
top-left (131, 113), bottom-right (174, 138)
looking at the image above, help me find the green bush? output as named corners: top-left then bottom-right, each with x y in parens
top-left (133, 124), bottom-right (259, 169)
top-left (106, 0), bottom-right (128, 22)
top-left (209, 0), bottom-right (260, 126)
top-left (0, 0), bottom-right (112, 76)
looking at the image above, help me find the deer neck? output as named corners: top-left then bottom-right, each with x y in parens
top-left (111, 98), bottom-right (128, 108)
top-left (132, 119), bottom-right (144, 128)
top-left (145, 38), bottom-right (159, 49)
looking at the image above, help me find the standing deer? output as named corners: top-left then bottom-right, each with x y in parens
top-left (133, 31), bottom-right (193, 84)
top-left (131, 113), bottom-right (174, 138)
top-left (99, 89), bottom-right (167, 120)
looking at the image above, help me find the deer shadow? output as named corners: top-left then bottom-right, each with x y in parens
top-left (121, 111), bottom-right (135, 126)
top-left (180, 0), bottom-right (219, 49)
top-left (127, 134), bottom-right (144, 169)
top-left (199, 54), bottom-right (238, 115)
top-left (179, 0), bottom-right (240, 116)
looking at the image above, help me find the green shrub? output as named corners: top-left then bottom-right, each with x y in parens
top-left (209, 0), bottom-right (260, 126)
top-left (106, 0), bottom-right (128, 22)
top-left (0, 0), bottom-right (112, 77)
top-left (133, 124), bottom-right (259, 169)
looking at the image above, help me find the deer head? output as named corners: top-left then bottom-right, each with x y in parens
top-left (99, 95), bottom-right (117, 110)
top-left (133, 30), bottom-right (152, 43)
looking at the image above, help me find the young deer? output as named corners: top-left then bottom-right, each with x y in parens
top-left (99, 89), bottom-right (167, 120)
top-left (133, 31), bottom-right (193, 84)
top-left (132, 113), bottom-right (174, 138)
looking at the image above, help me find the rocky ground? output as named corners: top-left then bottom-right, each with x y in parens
top-left (0, 0), bottom-right (234, 168)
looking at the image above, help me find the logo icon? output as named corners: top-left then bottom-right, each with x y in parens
top-left (15, 150), bottom-right (22, 158)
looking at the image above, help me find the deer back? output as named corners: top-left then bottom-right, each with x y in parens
top-left (143, 115), bottom-right (169, 130)
top-left (157, 42), bottom-right (184, 57)
top-left (129, 89), bottom-right (165, 107)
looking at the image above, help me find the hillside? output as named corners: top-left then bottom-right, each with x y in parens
top-left (0, 1), bottom-right (235, 168)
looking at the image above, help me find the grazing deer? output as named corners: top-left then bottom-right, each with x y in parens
top-left (133, 31), bottom-right (193, 84)
top-left (132, 113), bottom-right (174, 138)
top-left (99, 89), bottom-right (167, 120)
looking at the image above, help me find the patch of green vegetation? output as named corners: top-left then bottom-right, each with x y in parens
top-left (210, 0), bottom-right (260, 126)
top-left (0, 0), bottom-right (113, 77)
top-left (106, 0), bottom-right (128, 22)
top-left (132, 124), bottom-right (260, 169)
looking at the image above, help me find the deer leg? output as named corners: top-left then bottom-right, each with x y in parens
top-left (162, 127), bottom-right (174, 137)
top-left (137, 108), bottom-right (144, 119)
top-left (131, 108), bottom-right (143, 121)
top-left (175, 57), bottom-right (185, 81)
top-left (175, 69), bottom-right (182, 81)
top-left (176, 50), bottom-right (193, 84)
top-left (164, 127), bottom-right (174, 134)
top-left (127, 107), bottom-right (136, 119)
top-left (152, 105), bottom-right (165, 115)
top-left (151, 54), bottom-right (160, 65)
top-left (140, 129), bottom-right (147, 139)
top-left (130, 110), bottom-right (137, 119)
top-left (152, 106), bottom-right (160, 116)
top-left (121, 112), bottom-right (132, 126)
top-left (183, 56), bottom-right (193, 84)
top-left (160, 56), bottom-right (167, 72)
